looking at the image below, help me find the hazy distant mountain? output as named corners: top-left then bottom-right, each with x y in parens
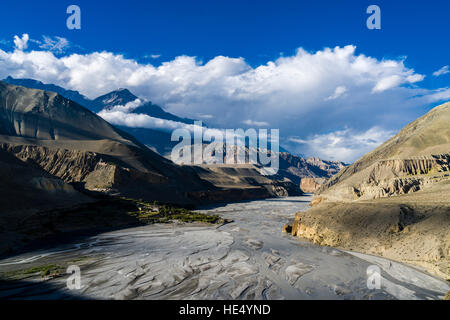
top-left (116, 126), bottom-right (176, 155)
top-left (277, 153), bottom-right (346, 185)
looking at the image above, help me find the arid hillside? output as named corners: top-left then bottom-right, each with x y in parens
top-left (317, 102), bottom-right (450, 201)
top-left (290, 102), bottom-right (450, 279)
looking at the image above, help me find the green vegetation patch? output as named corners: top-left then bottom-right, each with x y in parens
top-left (0, 264), bottom-right (65, 280)
top-left (22, 264), bottom-right (63, 276)
top-left (123, 199), bottom-right (222, 224)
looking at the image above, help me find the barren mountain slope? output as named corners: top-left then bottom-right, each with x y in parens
top-left (290, 102), bottom-right (450, 278)
top-left (317, 102), bottom-right (450, 201)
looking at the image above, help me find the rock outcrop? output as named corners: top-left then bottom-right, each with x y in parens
top-left (317, 155), bottom-right (450, 201)
top-left (291, 195), bottom-right (450, 279)
top-left (299, 177), bottom-right (326, 193)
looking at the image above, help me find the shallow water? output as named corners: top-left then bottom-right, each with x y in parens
top-left (0, 196), bottom-right (448, 300)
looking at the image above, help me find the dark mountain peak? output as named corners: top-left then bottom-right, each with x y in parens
top-left (92, 88), bottom-right (138, 111)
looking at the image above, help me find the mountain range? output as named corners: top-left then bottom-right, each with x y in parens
top-left (3, 76), bottom-right (346, 188)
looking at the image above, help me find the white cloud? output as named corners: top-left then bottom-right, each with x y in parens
top-left (325, 86), bottom-right (347, 100)
top-left (1, 35), bottom-right (448, 162)
top-left (372, 75), bottom-right (402, 93)
top-left (98, 109), bottom-right (186, 131)
top-left (97, 99), bottom-right (187, 131)
top-left (13, 34), bottom-right (29, 51)
top-left (372, 73), bottom-right (424, 93)
top-left (406, 74), bottom-right (425, 83)
top-left (289, 127), bottom-right (396, 163)
top-left (242, 119), bottom-right (270, 127)
top-left (105, 98), bottom-right (143, 113)
top-left (424, 88), bottom-right (450, 102)
top-left (98, 107), bottom-right (227, 140)
top-left (39, 36), bottom-right (70, 54)
top-left (433, 65), bottom-right (450, 77)
top-left (144, 54), bottom-right (161, 59)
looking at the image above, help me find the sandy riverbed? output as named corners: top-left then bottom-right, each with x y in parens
top-left (0, 196), bottom-right (448, 300)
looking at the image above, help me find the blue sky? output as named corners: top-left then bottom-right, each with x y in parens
top-left (2, 0), bottom-right (449, 80)
top-left (0, 0), bottom-right (449, 161)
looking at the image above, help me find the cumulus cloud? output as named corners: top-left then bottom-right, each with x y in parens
top-left (433, 65), bottom-right (450, 77)
top-left (1, 35), bottom-right (449, 162)
top-left (13, 34), bottom-right (29, 51)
